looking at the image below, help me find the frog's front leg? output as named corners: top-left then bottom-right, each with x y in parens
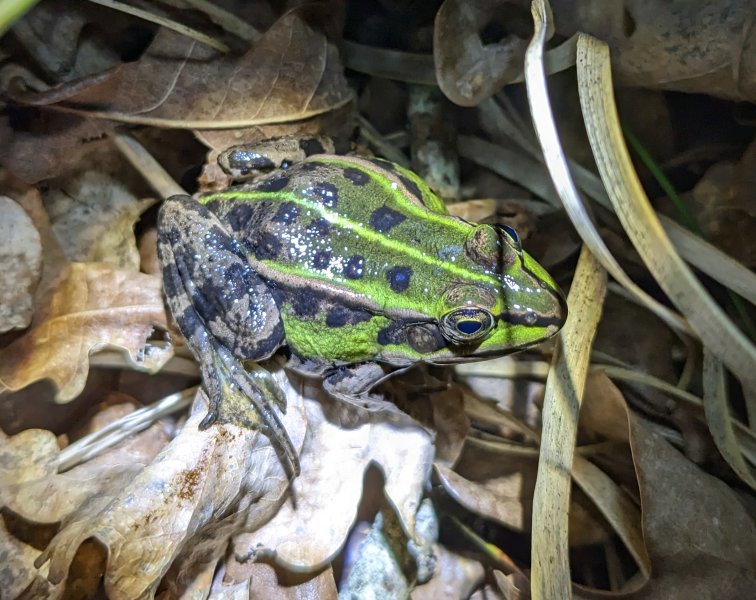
top-left (322, 362), bottom-right (409, 416)
top-left (157, 195), bottom-right (299, 476)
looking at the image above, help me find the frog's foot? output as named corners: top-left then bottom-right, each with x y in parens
top-left (199, 344), bottom-right (300, 478)
top-left (323, 363), bottom-right (407, 416)
top-left (218, 136), bottom-right (335, 181)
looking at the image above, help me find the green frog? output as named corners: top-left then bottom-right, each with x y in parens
top-left (158, 138), bottom-right (567, 477)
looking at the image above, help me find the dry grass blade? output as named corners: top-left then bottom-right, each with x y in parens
top-left (86, 0), bottom-right (230, 52)
top-left (576, 34), bottom-right (756, 402)
top-left (522, 4), bottom-right (691, 338)
top-left (702, 349), bottom-right (756, 490)
top-left (111, 133), bottom-right (186, 199)
top-left (571, 456), bottom-right (651, 578)
top-left (531, 245), bottom-right (606, 600)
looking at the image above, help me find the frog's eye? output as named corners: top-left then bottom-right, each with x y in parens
top-left (498, 224), bottom-right (522, 252)
top-left (440, 307), bottom-right (495, 344)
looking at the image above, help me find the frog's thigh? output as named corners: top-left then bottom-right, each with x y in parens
top-left (158, 195), bottom-right (284, 361)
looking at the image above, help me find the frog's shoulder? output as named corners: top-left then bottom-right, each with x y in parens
top-left (283, 154), bottom-right (449, 216)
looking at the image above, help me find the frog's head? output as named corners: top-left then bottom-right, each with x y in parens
top-left (431, 223), bottom-right (567, 361)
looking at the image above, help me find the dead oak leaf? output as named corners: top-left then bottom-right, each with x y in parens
top-left (12, 12), bottom-right (353, 129)
top-left (0, 262), bottom-right (170, 402)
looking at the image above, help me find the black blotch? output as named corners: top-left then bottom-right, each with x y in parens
top-left (164, 227), bottom-right (182, 247)
top-left (386, 266), bottom-right (412, 292)
top-left (203, 199), bottom-right (222, 213)
top-left (300, 138), bottom-right (326, 155)
top-left (253, 231), bottom-right (280, 260)
top-left (178, 305), bottom-right (202, 335)
top-left (312, 249), bottom-right (331, 269)
top-left (325, 306), bottom-right (350, 328)
top-left (343, 255), bottom-right (365, 279)
top-left (207, 224), bottom-right (241, 255)
top-left (192, 280), bottom-right (224, 324)
top-left (271, 201), bottom-right (299, 224)
top-left (398, 175), bottom-right (423, 200)
top-left (306, 218), bottom-right (331, 237)
top-left (370, 206), bottom-right (406, 233)
top-left (236, 320), bottom-right (284, 359)
top-left (226, 202), bottom-right (270, 233)
top-left (325, 305), bottom-right (373, 328)
top-left (299, 162), bottom-right (321, 172)
top-left (161, 263), bottom-right (181, 300)
top-left (224, 261), bottom-right (245, 279)
top-left (311, 182), bottom-right (339, 207)
top-left (275, 288), bottom-right (320, 318)
top-left (257, 175), bottom-right (289, 192)
top-left (369, 158), bottom-right (396, 172)
top-left (377, 321), bottom-right (406, 346)
top-left (343, 167), bottom-right (370, 186)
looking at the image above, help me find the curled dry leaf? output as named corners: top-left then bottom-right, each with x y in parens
top-left (0, 195), bottom-right (42, 332)
top-left (434, 0), bottom-right (528, 106)
top-left (228, 377), bottom-right (434, 575)
top-left (551, 0), bottom-right (756, 102)
top-left (0, 262), bottom-right (170, 401)
top-left (0, 369), bottom-right (434, 598)
top-left (624, 415), bottom-right (756, 597)
top-left (43, 171), bottom-right (155, 270)
top-left (12, 12), bottom-right (353, 129)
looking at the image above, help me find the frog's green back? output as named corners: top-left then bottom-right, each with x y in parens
top-left (203, 154), bottom-right (565, 366)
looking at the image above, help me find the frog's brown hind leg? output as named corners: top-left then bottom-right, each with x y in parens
top-left (158, 195), bottom-right (299, 477)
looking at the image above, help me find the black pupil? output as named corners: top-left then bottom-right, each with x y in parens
top-left (457, 320), bottom-right (482, 335)
top-left (504, 225), bottom-right (519, 242)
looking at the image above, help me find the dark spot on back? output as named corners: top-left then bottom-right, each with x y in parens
top-left (300, 138), bottom-right (326, 155)
top-left (224, 262), bottom-right (245, 282)
top-left (386, 266), bottom-right (412, 292)
top-left (161, 262), bottom-right (181, 300)
top-left (370, 206), bottom-right (406, 233)
top-left (225, 203), bottom-right (255, 232)
top-left (343, 255), bottom-right (365, 279)
top-left (377, 321), bottom-right (406, 346)
top-left (271, 201), bottom-right (299, 224)
top-left (370, 158), bottom-right (396, 172)
top-left (257, 175), bottom-right (289, 192)
top-left (306, 218), bottom-right (331, 237)
top-left (312, 249), bottom-right (331, 269)
top-left (253, 231), bottom-right (280, 260)
top-left (344, 167), bottom-right (370, 185)
top-left (273, 288), bottom-right (320, 318)
top-left (299, 161), bottom-right (321, 172)
top-left (326, 305), bottom-right (373, 328)
top-left (399, 175), bottom-right (423, 201)
top-left (311, 182), bottom-right (339, 207)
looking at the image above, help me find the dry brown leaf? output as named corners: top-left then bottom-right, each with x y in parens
top-left (12, 12), bottom-right (353, 129)
top-left (0, 113), bottom-right (112, 184)
top-left (1, 368), bottom-right (434, 598)
top-left (0, 195), bottom-right (42, 332)
top-left (551, 0), bottom-right (756, 102)
top-left (0, 262), bottom-right (170, 401)
top-left (685, 137), bottom-right (756, 267)
top-left (43, 171), bottom-right (155, 270)
top-left (434, 0), bottom-right (528, 107)
top-left (228, 378), bottom-right (434, 574)
top-left (621, 415), bottom-right (756, 598)
top-left (412, 544), bottom-right (485, 599)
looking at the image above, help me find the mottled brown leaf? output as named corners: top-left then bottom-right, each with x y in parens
top-left (13, 12), bottom-right (353, 129)
top-left (0, 262), bottom-right (169, 401)
top-left (434, 0), bottom-right (527, 106)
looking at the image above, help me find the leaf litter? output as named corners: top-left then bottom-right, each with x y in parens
top-left (0, 0), bottom-right (755, 598)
